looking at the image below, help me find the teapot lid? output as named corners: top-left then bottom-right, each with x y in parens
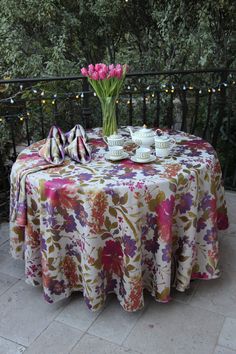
top-left (136, 125), bottom-right (155, 137)
top-left (108, 131), bottom-right (122, 139)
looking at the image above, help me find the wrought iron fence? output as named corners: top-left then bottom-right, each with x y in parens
top-left (0, 68), bottom-right (235, 221)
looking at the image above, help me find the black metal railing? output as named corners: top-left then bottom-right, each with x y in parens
top-left (0, 68), bottom-right (235, 221)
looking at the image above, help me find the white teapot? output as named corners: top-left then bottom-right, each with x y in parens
top-left (103, 132), bottom-right (124, 146)
top-left (154, 134), bottom-right (176, 158)
top-left (128, 125), bottom-right (157, 147)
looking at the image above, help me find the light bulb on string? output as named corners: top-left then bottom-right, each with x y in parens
top-left (10, 98), bottom-right (14, 104)
top-left (127, 85), bottom-right (131, 90)
top-left (32, 89), bottom-right (37, 94)
top-left (52, 100), bottom-right (55, 105)
top-left (212, 88), bottom-right (216, 93)
top-left (53, 94), bottom-right (57, 98)
top-left (75, 94), bottom-right (79, 99)
top-left (151, 93), bottom-right (155, 97)
top-left (19, 116), bottom-right (24, 121)
top-left (199, 90), bottom-right (202, 94)
top-left (93, 92), bottom-right (96, 96)
top-left (81, 93), bottom-right (84, 98)
top-left (41, 91), bottom-right (45, 96)
top-left (183, 85), bottom-right (187, 91)
top-left (20, 85), bottom-right (23, 91)
top-left (208, 88), bottom-right (211, 93)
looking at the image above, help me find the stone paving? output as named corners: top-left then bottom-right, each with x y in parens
top-left (0, 191), bottom-right (235, 354)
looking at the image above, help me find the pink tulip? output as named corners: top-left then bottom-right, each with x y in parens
top-left (116, 68), bottom-right (123, 79)
top-left (100, 63), bottom-right (108, 73)
top-left (88, 64), bottom-right (95, 74)
top-left (81, 67), bottom-right (88, 77)
top-left (98, 70), bottom-right (107, 80)
top-left (109, 64), bottom-right (115, 71)
top-left (108, 69), bottom-right (116, 78)
top-left (115, 64), bottom-right (122, 70)
top-left (95, 63), bottom-right (102, 72)
top-left (91, 71), bottom-right (99, 80)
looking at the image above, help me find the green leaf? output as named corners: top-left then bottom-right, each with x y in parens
top-left (109, 206), bottom-right (117, 217)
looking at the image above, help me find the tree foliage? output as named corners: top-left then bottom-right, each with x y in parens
top-left (0, 0), bottom-right (235, 78)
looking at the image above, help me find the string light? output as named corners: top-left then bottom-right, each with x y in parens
top-left (183, 85), bottom-right (187, 90)
top-left (52, 100), bottom-right (55, 105)
top-left (42, 100), bottom-right (46, 104)
top-left (75, 95), bottom-right (79, 99)
top-left (20, 85), bottom-right (23, 91)
top-left (53, 94), bottom-right (57, 98)
top-left (189, 86), bottom-right (194, 90)
top-left (208, 88), bottom-right (211, 93)
top-left (127, 85), bottom-right (131, 90)
top-left (19, 116), bottom-right (24, 121)
top-left (165, 89), bottom-right (169, 93)
top-left (33, 89), bottom-right (37, 94)
top-left (147, 86), bottom-right (150, 90)
top-left (127, 100), bottom-right (130, 105)
top-left (0, 118), bottom-right (3, 122)
top-left (199, 90), bottom-right (202, 94)
top-left (151, 93), bottom-right (155, 97)
top-left (81, 93), bottom-right (84, 98)
top-left (93, 92), bottom-right (96, 96)
top-left (41, 91), bottom-right (45, 96)
top-left (218, 88), bottom-right (221, 92)
top-left (116, 99), bottom-right (119, 104)
top-left (10, 98), bottom-right (14, 104)
top-left (212, 88), bottom-right (216, 93)
top-left (134, 87), bottom-right (137, 91)
top-left (171, 89), bottom-right (174, 93)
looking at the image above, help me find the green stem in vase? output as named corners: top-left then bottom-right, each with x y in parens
top-left (100, 96), bottom-right (117, 137)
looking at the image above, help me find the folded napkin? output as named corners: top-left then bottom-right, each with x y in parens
top-left (65, 136), bottom-right (91, 163)
top-left (65, 124), bottom-right (88, 143)
top-left (39, 126), bottom-right (66, 165)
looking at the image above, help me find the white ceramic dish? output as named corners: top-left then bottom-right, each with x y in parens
top-left (130, 155), bottom-right (156, 163)
top-left (105, 152), bottom-right (129, 161)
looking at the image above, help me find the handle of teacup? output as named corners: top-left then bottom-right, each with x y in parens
top-left (169, 137), bottom-right (176, 149)
top-left (103, 136), bottom-right (108, 145)
top-left (155, 128), bottom-right (163, 136)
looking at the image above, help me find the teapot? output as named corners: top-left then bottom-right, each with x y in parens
top-left (128, 125), bottom-right (157, 147)
top-left (154, 134), bottom-right (176, 158)
top-left (103, 132), bottom-right (124, 146)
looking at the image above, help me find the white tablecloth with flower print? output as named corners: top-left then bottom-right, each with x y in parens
top-left (9, 127), bottom-right (228, 311)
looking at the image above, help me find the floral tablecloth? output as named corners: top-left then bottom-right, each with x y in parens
top-left (9, 127), bottom-right (228, 311)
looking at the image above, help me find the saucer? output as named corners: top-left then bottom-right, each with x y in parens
top-left (131, 155), bottom-right (156, 163)
top-left (105, 152), bottom-right (129, 161)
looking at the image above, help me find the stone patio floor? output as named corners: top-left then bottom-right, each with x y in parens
top-left (0, 191), bottom-right (235, 354)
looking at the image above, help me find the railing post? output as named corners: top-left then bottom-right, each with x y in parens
top-left (82, 78), bottom-right (92, 128)
top-left (212, 69), bottom-right (228, 148)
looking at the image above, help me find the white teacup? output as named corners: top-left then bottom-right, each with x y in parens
top-left (109, 146), bottom-right (124, 157)
top-left (135, 147), bottom-right (151, 160)
top-left (155, 135), bottom-right (175, 158)
top-left (103, 132), bottom-right (124, 147)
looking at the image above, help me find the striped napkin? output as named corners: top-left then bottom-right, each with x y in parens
top-left (39, 126), bottom-right (66, 165)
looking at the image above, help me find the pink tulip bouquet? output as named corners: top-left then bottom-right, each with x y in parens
top-left (81, 63), bottom-right (128, 136)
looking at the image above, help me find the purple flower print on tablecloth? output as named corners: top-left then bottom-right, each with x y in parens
top-left (177, 192), bottom-right (193, 214)
top-left (162, 244), bottom-right (172, 262)
top-left (123, 234), bottom-right (137, 257)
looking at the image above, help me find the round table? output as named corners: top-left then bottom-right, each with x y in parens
top-left (10, 127), bottom-right (228, 311)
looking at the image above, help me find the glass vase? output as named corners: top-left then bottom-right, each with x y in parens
top-left (100, 96), bottom-right (117, 137)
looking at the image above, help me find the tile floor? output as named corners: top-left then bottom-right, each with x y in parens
top-left (0, 191), bottom-right (235, 354)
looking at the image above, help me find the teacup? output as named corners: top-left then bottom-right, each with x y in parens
top-left (135, 147), bottom-right (151, 160)
top-left (109, 146), bottom-right (124, 157)
top-left (103, 132), bottom-right (124, 147)
top-left (155, 135), bottom-right (175, 158)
